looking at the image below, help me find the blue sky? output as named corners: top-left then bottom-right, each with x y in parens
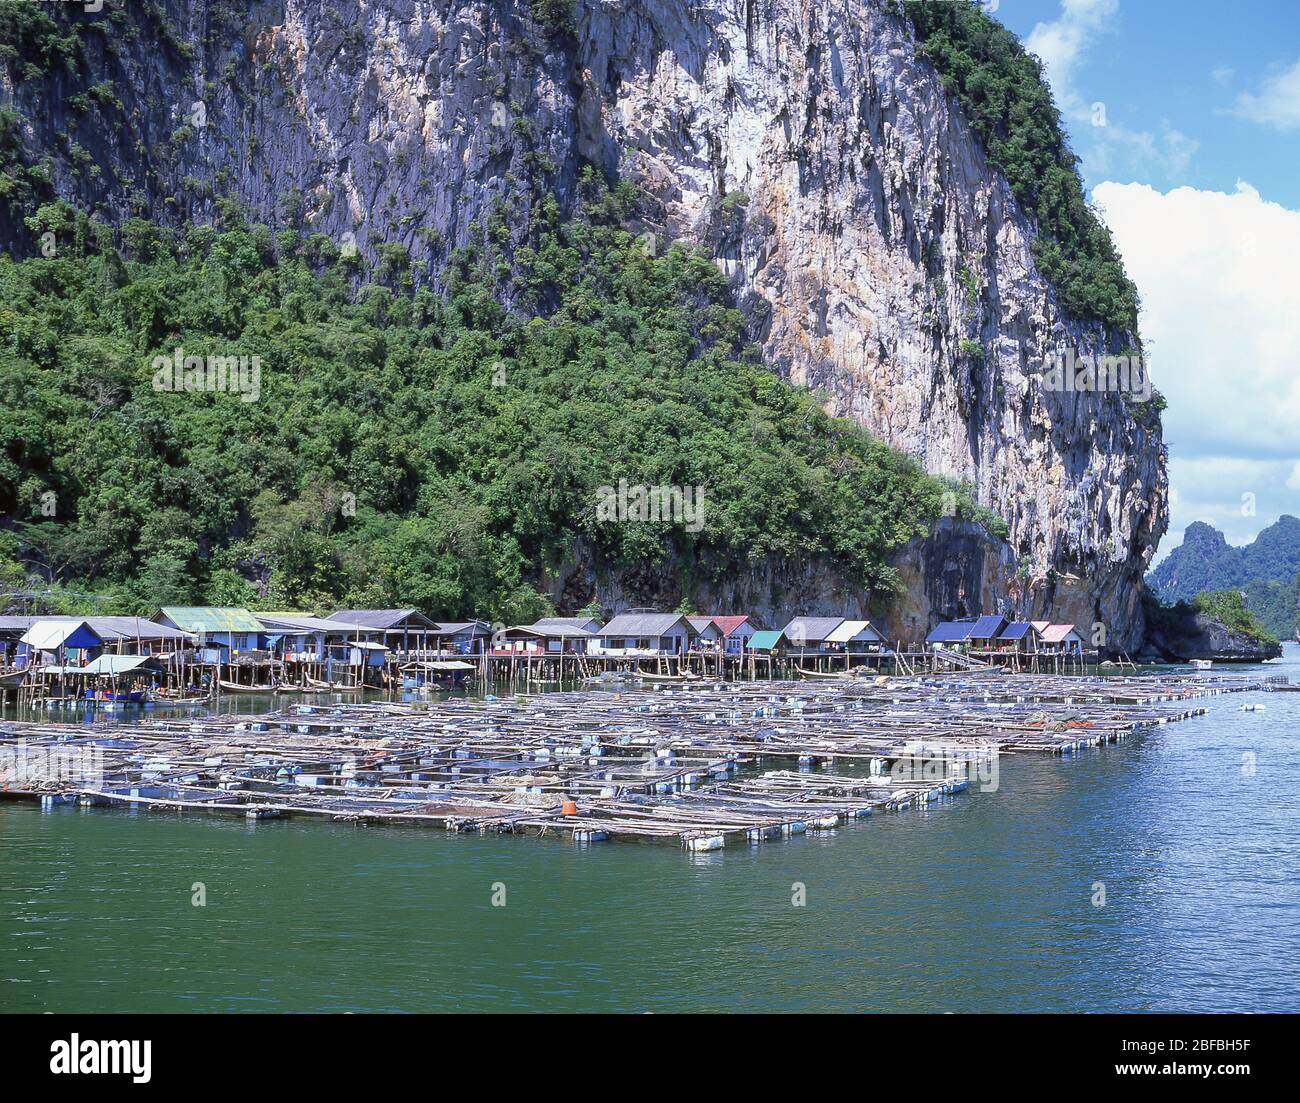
top-left (988, 1), bottom-right (1300, 561)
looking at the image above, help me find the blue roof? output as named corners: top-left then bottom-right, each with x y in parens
top-left (925, 615), bottom-right (1008, 643)
top-left (968, 615), bottom-right (1008, 639)
top-left (998, 621), bottom-right (1037, 640)
top-left (747, 630), bottom-right (784, 651)
top-left (926, 621), bottom-right (975, 643)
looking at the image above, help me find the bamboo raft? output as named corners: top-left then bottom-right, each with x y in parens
top-left (0, 671), bottom-right (1282, 852)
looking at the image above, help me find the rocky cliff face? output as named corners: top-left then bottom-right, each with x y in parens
top-left (884, 517), bottom-right (1018, 642)
top-left (1139, 605), bottom-right (1283, 664)
top-left (542, 519), bottom-right (1020, 643)
top-left (543, 536), bottom-right (880, 631)
top-left (3, 0), bottom-right (1167, 648)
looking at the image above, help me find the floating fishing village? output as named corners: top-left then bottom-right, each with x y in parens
top-left (1, 637), bottom-right (1285, 851)
top-left (0, 606), bottom-right (1102, 707)
top-left (3, 606), bottom-right (1284, 854)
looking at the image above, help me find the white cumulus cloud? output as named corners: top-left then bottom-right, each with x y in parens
top-left (1232, 56), bottom-right (1300, 130)
top-left (1092, 180), bottom-right (1300, 556)
top-left (1025, 0), bottom-right (1119, 95)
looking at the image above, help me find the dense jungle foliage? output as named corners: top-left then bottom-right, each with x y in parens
top-left (0, 177), bottom-right (1001, 619)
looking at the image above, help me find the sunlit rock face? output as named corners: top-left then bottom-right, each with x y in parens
top-left (8, 0), bottom-right (1165, 648)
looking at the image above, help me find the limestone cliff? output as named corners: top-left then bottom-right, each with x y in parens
top-left (1, 0), bottom-right (1167, 648)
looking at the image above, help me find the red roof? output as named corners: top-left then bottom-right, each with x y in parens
top-left (1040, 623), bottom-right (1080, 643)
top-left (709, 615), bottom-right (751, 637)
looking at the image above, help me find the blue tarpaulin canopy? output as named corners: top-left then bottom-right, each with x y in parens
top-left (19, 619), bottom-right (103, 652)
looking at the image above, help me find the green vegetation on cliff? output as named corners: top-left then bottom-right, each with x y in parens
top-left (1192, 590), bottom-right (1280, 646)
top-left (0, 181), bottom-right (1001, 619)
top-left (0, 2), bottom-right (81, 83)
top-left (902, 0), bottom-right (1140, 334)
top-left (1145, 588), bottom-right (1281, 648)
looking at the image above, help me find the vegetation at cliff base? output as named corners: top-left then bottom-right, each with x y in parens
top-left (1191, 590), bottom-right (1280, 646)
top-left (902, 0), bottom-right (1140, 335)
top-left (1145, 588), bottom-right (1280, 648)
top-left (0, 181), bottom-right (1002, 619)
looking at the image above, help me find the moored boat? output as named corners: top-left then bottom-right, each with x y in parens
top-left (304, 674), bottom-right (361, 691)
top-left (218, 679), bottom-right (277, 693)
top-left (85, 689), bottom-right (149, 704)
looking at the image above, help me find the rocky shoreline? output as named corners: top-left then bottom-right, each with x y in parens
top-left (1135, 607), bottom-right (1283, 664)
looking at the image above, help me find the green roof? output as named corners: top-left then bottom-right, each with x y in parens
top-left (158, 607), bottom-right (264, 634)
top-left (747, 630), bottom-right (784, 651)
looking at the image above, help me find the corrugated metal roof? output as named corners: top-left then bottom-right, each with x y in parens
top-left (81, 654), bottom-right (165, 675)
top-left (255, 613), bottom-right (374, 635)
top-left (825, 619), bottom-right (884, 643)
top-left (686, 617), bottom-right (721, 634)
top-left (87, 616), bottom-right (193, 642)
top-left (998, 621), bottom-right (1038, 640)
top-left (710, 615), bottom-right (751, 637)
top-left (533, 617), bottom-right (603, 632)
top-left (158, 607), bottom-right (264, 634)
top-left (601, 614), bottom-right (694, 637)
top-left (969, 615), bottom-right (1008, 639)
top-left (0, 616), bottom-right (192, 641)
top-left (1040, 623), bottom-right (1082, 643)
top-left (435, 621), bottom-right (492, 635)
top-left (331, 609), bottom-right (438, 630)
top-left (747, 630), bottom-right (784, 651)
top-left (926, 620), bottom-right (976, 643)
top-left (781, 616), bottom-right (845, 643)
top-left (508, 624), bottom-right (595, 638)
